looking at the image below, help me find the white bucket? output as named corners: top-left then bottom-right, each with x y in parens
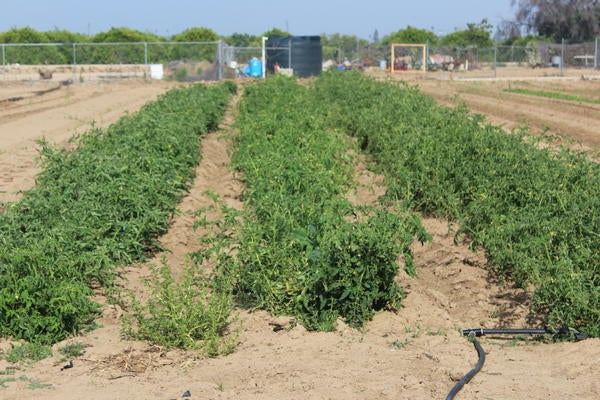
top-left (150, 64), bottom-right (164, 80)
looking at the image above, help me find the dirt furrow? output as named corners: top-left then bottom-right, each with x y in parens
top-left (1, 81), bottom-right (598, 400)
top-left (420, 85), bottom-right (600, 148)
top-left (0, 81), bottom-right (175, 203)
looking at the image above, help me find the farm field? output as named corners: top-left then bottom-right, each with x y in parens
top-left (0, 79), bottom-right (180, 203)
top-left (415, 76), bottom-right (600, 151)
top-left (0, 76), bottom-right (599, 400)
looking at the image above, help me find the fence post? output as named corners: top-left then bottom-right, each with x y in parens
top-left (426, 41), bottom-right (429, 72)
top-left (261, 36), bottom-right (267, 78)
top-left (288, 39), bottom-right (292, 71)
top-left (493, 45), bottom-right (497, 78)
top-left (216, 40), bottom-right (223, 81)
top-left (2, 43), bottom-right (5, 66)
top-left (560, 38), bottom-right (565, 76)
top-left (72, 43), bottom-right (77, 82)
top-left (144, 42), bottom-right (148, 65)
top-left (594, 36), bottom-right (600, 69)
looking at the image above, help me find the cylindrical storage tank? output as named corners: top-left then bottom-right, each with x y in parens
top-left (551, 55), bottom-right (562, 67)
top-left (267, 36), bottom-right (322, 78)
top-left (249, 58), bottom-right (262, 77)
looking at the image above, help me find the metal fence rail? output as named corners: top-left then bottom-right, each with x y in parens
top-left (1, 38), bottom-right (599, 82)
top-left (1, 41), bottom-right (222, 82)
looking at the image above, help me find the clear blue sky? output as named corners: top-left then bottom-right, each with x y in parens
top-left (1, 1), bottom-right (515, 39)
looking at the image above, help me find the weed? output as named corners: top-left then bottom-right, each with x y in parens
top-left (504, 88), bottom-right (600, 104)
top-left (0, 377), bottom-right (16, 388)
top-left (427, 328), bottom-right (447, 337)
top-left (58, 342), bottom-right (87, 358)
top-left (5, 343), bottom-right (52, 364)
top-left (122, 259), bottom-right (237, 357)
top-left (25, 378), bottom-right (52, 390)
top-left (389, 339), bottom-right (412, 349)
top-left (174, 66), bottom-right (188, 82)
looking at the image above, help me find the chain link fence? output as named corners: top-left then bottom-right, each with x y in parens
top-left (1, 38), bottom-right (599, 82)
top-left (346, 38), bottom-right (600, 76)
top-left (1, 41), bottom-right (221, 82)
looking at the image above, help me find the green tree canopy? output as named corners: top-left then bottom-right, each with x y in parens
top-left (0, 27), bottom-right (67, 64)
top-left (381, 26), bottom-right (437, 46)
top-left (225, 33), bottom-right (260, 47)
top-left (172, 27), bottom-right (219, 42)
top-left (45, 29), bottom-right (88, 43)
top-left (262, 28), bottom-right (292, 38)
top-left (321, 33), bottom-right (368, 62)
top-left (439, 19), bottom-right (494, 48)
top-left (91, 27), bottom-right (163, 43)
top-left (0, 27), bottom-right (50, 43)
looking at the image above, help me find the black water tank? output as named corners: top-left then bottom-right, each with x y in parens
top-left (266, 36), bottom-right (322, 78)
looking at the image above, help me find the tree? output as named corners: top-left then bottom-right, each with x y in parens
top-left (91, 27), bottom-right (163, 43)
top-left (83, 28), bottom-right (165, 64)
top-left (381, 26), bottom-right (437, 46)
top-left (511, 0), bottom-right (600, 42)
top-left (0, 27), bottom-right (65, 64)
top-left (262, 28), bottom-right (292, 38)
top-left (225, 33), bottom-right (259, 47)
top-left (439, 19), bottom-right (494, 48)
top-left (0, 26), bottom-right (50, 43)
top-left (321, 33), bottom-right (368, 62)
top-left (494, 19), bottom-right (523, 43)
top-left (171, 27), bottom-right (220, 62)
top-left (45, 29), bottom-right (87, 44)
top-left (172, 27), bottom-right (219, 43)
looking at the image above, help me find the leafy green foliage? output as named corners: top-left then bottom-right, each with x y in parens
top-left (504, 88), bottom-right (600, 104)
top-left (262, 28), bottom-right (292, 38)
top-left (313, 71), bottom-right (600, 336)
top-left (123, 260), bottom-right (236, 356)
top-left (224, 33), bottom-right (260, 47)
top-left (0, 27), bottom-right (68, 64)
top-left (171, 27), bottom-right (220, 62)
top-left (0, 83), bottom-right (233, 344)
top-left (439, 19), bottom-right (494, 48)
top-left (58, 342), bottom-right (87, 358)
top-left (123, 193), bottom-right (239, 356)
top-left (0, 27), bottom-right (50, 43)
top-left (172, 27), bottom-right (219, 43)
top-left (4, 343), bottom-right (52, 364)
top-left (321, 33), bottom-right (370, 62)
top-left (381, 26), bottom-right (437, 46)
top-left (228, 76), bottom-right (429, 330)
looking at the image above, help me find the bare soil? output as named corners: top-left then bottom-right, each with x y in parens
top-left (0, 78), bottom-right (598, 400)
top-left (414, 74), bottom-right (600, 153)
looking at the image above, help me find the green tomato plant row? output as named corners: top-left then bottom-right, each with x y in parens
top-left (227, 76), bottom-right (430, 331)
top-left (313, 71), bottom-right (600, 336)
top-left (0, 82), bottom-right (236, 344)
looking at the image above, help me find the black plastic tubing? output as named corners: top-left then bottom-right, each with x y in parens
top-left (446, 328), bottom-right (586, 400)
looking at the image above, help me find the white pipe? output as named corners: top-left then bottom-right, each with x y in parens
top-left (262, 36), bottom-right (268, 78)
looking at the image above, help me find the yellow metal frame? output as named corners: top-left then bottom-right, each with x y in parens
top-left (390, 43), bottom-right (428, 73)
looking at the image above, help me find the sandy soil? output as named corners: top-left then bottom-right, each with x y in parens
top-left (0, 79), bottom-right (599, 400)
top-left (0, 79), bottom-right (178, 203)
top-left (414, 74), bottom-right (600, 153)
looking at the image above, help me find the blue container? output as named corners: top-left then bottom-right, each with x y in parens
top-left (249, 58), bottom-right (262, 77)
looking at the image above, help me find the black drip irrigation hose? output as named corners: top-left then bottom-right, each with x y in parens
top-left (446, 328), bottom-right (587, 400)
